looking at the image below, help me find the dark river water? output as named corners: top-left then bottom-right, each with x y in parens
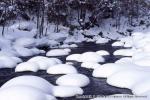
top-left (0, 41), bottom-right (132, 100)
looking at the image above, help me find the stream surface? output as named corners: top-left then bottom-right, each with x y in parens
top-left (0, 41), bottom-right (132, 100)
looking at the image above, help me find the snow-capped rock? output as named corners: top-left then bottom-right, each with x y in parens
top-left (28, 56), bottom-right (62, 70)
top-left (0, 86), bottom-right (56, 100)
top-left (113, 49), bottom-right (135, 56)
top-left (14, 37), bottom-right (36, 48)
top-left (47, 64), bottom-right (78, 75)
top-left (56, 74), bottom-right (90, 87)
top-left (112, 41), bottom-right (124, 47)
top-left (53, 86), bottom-right (83, 97)
top-left (46, 49), bottom-right (71, 57)
top-left (1, 76), bottom-right (54, 94)
top-left (66, 54), bottom-right (81, 61)
top-left (15, 62), bottom-right (40, 72)
top-left (81, 62), bottom-right (101, 69)
top-left (107, 69), bottom-right (150, 89)
top-left (0, 56), bottom-right (19, 68)
top-left (96, 50), bottom-right (110, 56)
top-left (80, 52), bottom-right (105, 63)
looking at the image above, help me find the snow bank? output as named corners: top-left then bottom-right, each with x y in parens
top-left (96, 50), bottom-right (110, 56)
top-left (1, 76), bottom-right (54, 94)
top-left (107, 69), bottom-right (150, 89)
top-left (53, 86), bottom-right (83, 97)
top-left (81, 62), bottom-right (101, 69)
top-left (47, 64), bottom-right (78, 75)
top-left (0, 86), bottom-right (56, 100)
top-left (95, 37), bottom-right (110, 44)
top-left (28, 56), bottom-right (62, 70)
top-left (80, 52), bottom-right (105, 63)
top-left (56, 74), bottom-right (90, 87)
top-left (15, 62), bottom-right (40, 72)
top-left (46, 49), bottom-right (71, 57)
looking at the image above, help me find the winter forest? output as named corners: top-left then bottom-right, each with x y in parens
top-left (0, 0), bottom-right (150, 100)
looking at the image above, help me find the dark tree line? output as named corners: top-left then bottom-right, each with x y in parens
top-left (0, 0), bottom-right (149, 37)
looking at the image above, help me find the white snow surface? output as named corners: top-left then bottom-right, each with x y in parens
top-left (66, 54), bottom-right (81, 62)
top-left (1, 76), bottom-right (54, 94)
top-left (96, 50), bottom-right (110, 56)
top-left (81, 62), bottom-right (101, 69)
top-left (46, 49), bottom-right (71, 57)
top-left (15, 62), bottom-right (40, 72)
top-left (0, 86), bottom-right (56, 100)
top-left (47, 64), bottom-right (78, 75)
top-left (56, 74), bottom-right (90, 87)
top-left (52, 86), bottom-right (83, 97)
top-left (28, 56), bottom-right (62, 70)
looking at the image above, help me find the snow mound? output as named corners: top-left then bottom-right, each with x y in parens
top-left (134, 57), bottom-right (150, 67)
top-left (112, 41), bottom-right (124, 47)
top-left (115, 57), bottom-right (133, 64)
top-left (96, 37), bottom-right (110, 44)
top-left (93, 63), bottom-right (140, 78)
top-left (46, 49), bottom-right (71, 57)
top-left (113, 49), bottom-right (135, 56)
top-left (80, 52), bottom-right (105, 63)
top-left (66, 54), bottom-right (81, 61)
top-left (107, 69), bottom-right (150, 89)
top-left (14, 46), bottom-right (36, 57)
top-left (81, 62), bottom-right (101, 69)
top-left (1, 75), bottom-right (54, 94)
top-left (15, 62), bottom-right (40, 72)
top-left (53, 86), bottom-right (83, 97)
top-left (60, 44), bottom-right (78, 48)
top-left (0, 86), bottom-right (56, 100)
top-left (47, 64), bottom-right (78, 75)
top-left (28, 56), bottom-right (62, 70)
top-left (14, 37), bottom-right (36, 48)
top-left (96, 50), bottom-right (110, 56)
top-left (132, 79), bottom-right (150, 95)
top-left (0, 56), bottom-right (19, 68)
top-left (56, 74), bottom-right (90, 87)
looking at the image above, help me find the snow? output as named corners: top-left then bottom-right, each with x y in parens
top-left (134, 57), bottom-right (150, 67)
top-left (28, 56), bottom-right (62, 70)
top-left (0, 56), bottom-right (20, 68)
top-left (113, 49), bottom-right (135, 56)
top-left (13, 46), bottom-right (37, 57)
top-left (66, 54), bottom-right (81, 61)
top-left (52, 86), bottom-right (83, 97)
top-left (1, 76), bottom-right (54, 94)
top-left (132, 79), bottom-right (150, 95)
top-left (60, 44), bottom-right (78, 48)
top-left (47, 64), bottom-right (78, 75)
top-left (107, 69), bottom-right (150, 89)
top-left (112, 41), bottom-right (124, 47)
top-left (115, 57), bottom-right (133, 64)
top-left (15, 62), bottom-right (40, 72)
top-left (46, 49), bottom-right (71, 57)
top-left (56, 74), bottom-right (90, 87)
top-left (14, 37), bottom-right (36, 48)
top-left (95, 37), bottom-right (110, 44)
top-left (80, 52), bottom-right (105, 63)
top-left (0, 86), bottom-right (56, 100)
top-left (96, 50), bottom-right (110, 56)
top-left (81, 62), bottom-right (101, 69)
